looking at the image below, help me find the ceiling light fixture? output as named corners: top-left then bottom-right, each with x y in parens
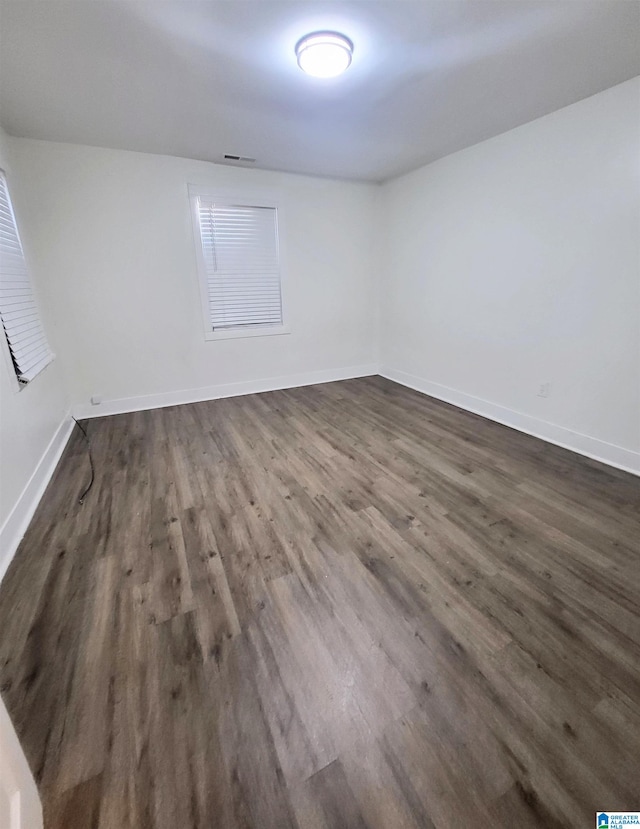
top-left (295, 31), bottom-right (353, 78)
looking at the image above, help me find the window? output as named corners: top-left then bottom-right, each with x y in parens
top-left (189, 186), bottom-right (288, 340)
top-left (0, 170), bottom-right (53, 385)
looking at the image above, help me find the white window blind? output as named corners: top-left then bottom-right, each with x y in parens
top-left (196, 200), bottom-right (283, 331)
top-left (0, 171), bottom-right (53, 384)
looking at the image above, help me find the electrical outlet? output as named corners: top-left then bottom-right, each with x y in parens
top-left (90, 395), bottom-right (102, 406)
top-left (537, 383), bottom-right (551, 398)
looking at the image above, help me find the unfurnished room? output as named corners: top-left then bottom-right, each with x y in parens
top-left (0, 2), bottom-right (639, 828)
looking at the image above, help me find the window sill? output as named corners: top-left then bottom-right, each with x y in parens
top-left (204, 325), bottom-right (291, 342)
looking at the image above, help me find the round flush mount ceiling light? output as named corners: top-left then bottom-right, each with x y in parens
top-left (295, 31), bottom-right (354, 78)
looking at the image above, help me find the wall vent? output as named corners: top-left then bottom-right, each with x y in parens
top-left (223, 154), bottom-right (256, 163)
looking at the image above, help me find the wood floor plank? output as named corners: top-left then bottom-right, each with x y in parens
top-left (0, 376), bottom-right (638, 828)
top-left (290, 759), bottom-right (368, 829)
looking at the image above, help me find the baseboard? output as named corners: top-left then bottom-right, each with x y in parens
top-left (380, 367), bottom-right (640, 477)
top-left (0, 413), bottom-right (75, 585)
top-left (72, 363), bottom-right (380, 420)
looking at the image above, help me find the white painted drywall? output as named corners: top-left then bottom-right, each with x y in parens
top-left (6, 140), bottom-right (378, 412)
top-left (3, 79), bottom-right (638, 477)
top-left (380, 77), bottom-right (640, 471)
top-left (0, 695), bottom-right (43, 829)
top-left (0, 127), bottom-right (71, 573)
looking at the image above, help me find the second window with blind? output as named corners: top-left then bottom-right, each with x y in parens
top-left (0, 170), bottom-right (54, 386)
top-left (190, 186), bottom-right (288, 341)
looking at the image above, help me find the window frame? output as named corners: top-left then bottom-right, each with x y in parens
top-left (188, 184), bottom-right (290, 342)
top-left (0, 168), bottom-right (54, 390)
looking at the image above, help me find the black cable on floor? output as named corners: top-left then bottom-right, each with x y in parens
top-left (72, 416), bottom-right (95, 505)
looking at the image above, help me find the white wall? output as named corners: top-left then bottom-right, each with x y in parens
top-left (0, 127), bottom-right (71, 576)
top-left (380, 77), bottom-right (640, 473)
top-left (2, 76), bottom-right (638, 546)
top-left (0, 695), bottom-right (42, 829)
top-left (7, 140), bottom-right (379, 416)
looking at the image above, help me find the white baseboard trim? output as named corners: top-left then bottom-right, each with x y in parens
top-left (380, 367), bottom-right (640, 477)
top-left (72, 363), bottom-right (380, 420)
top-left (0, 413), bottom-right (75, 585)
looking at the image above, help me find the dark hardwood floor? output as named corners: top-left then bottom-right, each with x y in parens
top-left (0, 376), bottom-right (639, 828)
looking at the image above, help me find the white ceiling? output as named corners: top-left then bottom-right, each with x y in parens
top-left (0, 1), bottom-right (638, 182)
